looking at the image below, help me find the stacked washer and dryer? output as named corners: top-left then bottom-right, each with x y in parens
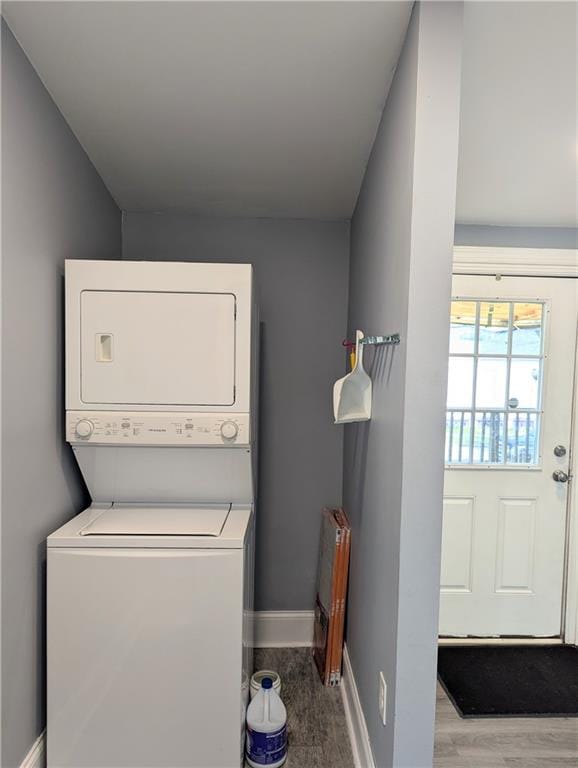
top-left (47, 260), bottom-right (258, 768)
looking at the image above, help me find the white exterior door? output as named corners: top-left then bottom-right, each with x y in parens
top-left (440, 275), bottom-right (577, 637)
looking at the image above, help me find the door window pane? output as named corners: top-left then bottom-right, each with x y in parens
top-left (447, 357), bottom-right (474, 408)
top-left (511, 303), bottom-right (543, 355)
top-left (509, 359), bottom-right (541, 410)
top-left (478, 302), bottom-right (510, 355)
top-left (445, 298), bottom-right (545, 467)
top-left (506, 412), bottom-right (539, 464)
top-left (476, 358), bottom-right (507, 408)
top-left (473, 411), bottom-right (505, 464)
top-left (449, 301), bottom-right (477, 354)
top-left (446, 411), bottom-right (472, 463)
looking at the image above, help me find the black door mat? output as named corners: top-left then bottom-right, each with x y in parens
top-left (437, 645), bottom-right (578, 718)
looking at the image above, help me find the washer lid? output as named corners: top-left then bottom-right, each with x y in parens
top-left (79, 504), bottom-right (231, 537)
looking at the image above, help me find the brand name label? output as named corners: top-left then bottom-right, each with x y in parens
top-left (246, 724), bottom-right (287, 765)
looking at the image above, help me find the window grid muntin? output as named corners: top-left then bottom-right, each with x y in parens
top-left (446, 298), bottom-right (545, 467)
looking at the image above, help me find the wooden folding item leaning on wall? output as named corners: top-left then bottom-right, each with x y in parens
top-left (313, 507), bottom-right (351, 686)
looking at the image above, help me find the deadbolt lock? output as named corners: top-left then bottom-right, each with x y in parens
top-left (554, 445), bottom-right (567, 457)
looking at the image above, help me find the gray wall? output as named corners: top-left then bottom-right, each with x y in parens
top-left (1, 21), bottom-right (121, 767)
top-left (455, 223), bottom-right (577, 250)
top-left (122, 212), bottom-right (349, 610)
top-left (343, 4), bottom-right (463, 767)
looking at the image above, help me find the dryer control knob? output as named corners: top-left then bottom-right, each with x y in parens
top-left (220, 421), bottom-right (238, 440)
top-left (75, 419), bottom-right (94, 438)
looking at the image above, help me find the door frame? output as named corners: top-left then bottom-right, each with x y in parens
top-left (452, 246), bottom-right (578, 643)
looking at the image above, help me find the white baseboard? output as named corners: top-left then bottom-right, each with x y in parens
top-left (341, 645), bottom-right (375, 768)
top-left (20, 731), bottom-right (45, 768)
top-left (254, 610), bottom-right (314, 648)
top-left (439, 637), bottom-right (563, 646)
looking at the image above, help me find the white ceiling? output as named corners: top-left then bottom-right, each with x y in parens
top-left (2, 1), bottom-right (412, 219)
top-left (3, 1), bottom-right (576, 226)
top-left (458, 1), bottom-right (577, 228)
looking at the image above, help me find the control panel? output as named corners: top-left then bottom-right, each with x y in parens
top-left (66, 411), bottom-right (250, 446)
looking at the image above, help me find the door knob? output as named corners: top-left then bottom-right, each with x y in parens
top-left (552, 470), bottom-right (569, 483)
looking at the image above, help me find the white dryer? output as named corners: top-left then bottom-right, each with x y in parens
top-left (47, 261), bottom-right (258, 768)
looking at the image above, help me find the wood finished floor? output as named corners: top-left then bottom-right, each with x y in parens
top-left (247, 649), bottom-right (578, 767)
top-left (435, 682), bottom-right (578, 768)
top-left (248, 648), bottom-right (354, 768)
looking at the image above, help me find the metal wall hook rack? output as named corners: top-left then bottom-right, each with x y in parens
top-left (342, 332), bottom-right (401, 350)
top-left (360, 333), bottom-right (400, 346)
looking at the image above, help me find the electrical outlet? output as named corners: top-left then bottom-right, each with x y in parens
top-left (378, 671), bottom-right (387, 725)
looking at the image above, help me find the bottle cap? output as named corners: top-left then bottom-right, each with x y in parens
top-left (261, 677), bottom-right (273, 690)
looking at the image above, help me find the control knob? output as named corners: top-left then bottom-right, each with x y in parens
top-left (220, 421), bottom-right (238, 440)
top-left (75, 419), bottom-right (94, 439)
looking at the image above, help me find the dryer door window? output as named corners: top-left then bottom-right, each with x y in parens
top-left (80, 290), bottom-right (236, 406)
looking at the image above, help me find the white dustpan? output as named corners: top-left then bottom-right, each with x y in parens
top-left (333, 330), bottom-right (372, 424)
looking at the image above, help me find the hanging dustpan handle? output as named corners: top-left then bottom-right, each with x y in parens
top-left (353, 330), bottom-right (366, 372)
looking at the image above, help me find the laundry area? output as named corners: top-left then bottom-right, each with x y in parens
top-left (1, 2), bottom-right (576, 768)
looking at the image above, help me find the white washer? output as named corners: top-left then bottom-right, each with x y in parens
top-left (47, 504), bottom-right (254, 768)
top-left (48, 261), bottom-right (258, 768)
